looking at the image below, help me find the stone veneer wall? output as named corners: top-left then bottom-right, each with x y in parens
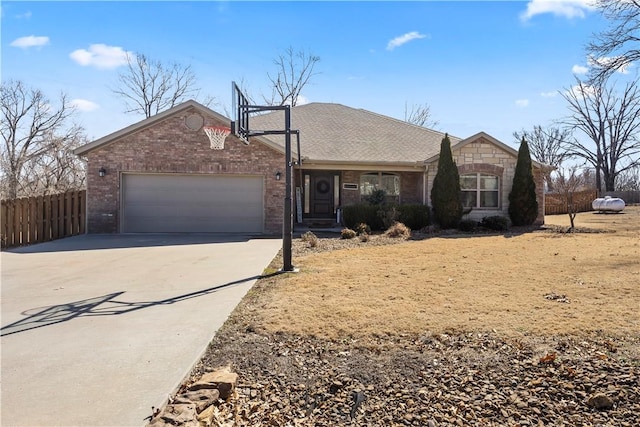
top-left (83, 107), bottom-right (285, 234)
top-left (426, 137), bottom-right (545, 225)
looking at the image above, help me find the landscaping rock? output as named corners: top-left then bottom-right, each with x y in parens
top-left (188, 366), bottom-right (237, 399)
top-left (587, 392), bottom-right (615, 410)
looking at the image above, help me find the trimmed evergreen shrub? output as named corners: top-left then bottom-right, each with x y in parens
top-left (397, 204), bottom-right (431, 230)
top-left (458, 219), bottom-right (478, 232)
top-left (430, 134), bottom-right (463, 229)
top-left (481, 215), bottom-right (509, 231)
top-left (509, 137), bottom-right (539, 226)
top-left (342, 204), bottom-right (384, 230)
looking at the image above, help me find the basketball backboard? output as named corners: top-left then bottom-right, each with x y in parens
top-left (231, 81), bottom-right (250, 142)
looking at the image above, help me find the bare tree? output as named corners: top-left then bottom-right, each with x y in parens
top-left (513, 125), bottom-right (572, 192)
top-left (615, 164), bottom-right (640, 191)
top-left (113, 53), bottom-right (200, 118)
top-left (560, 77), bottom-right (640, 192)
top-left (1, 80), bottom-right (78, 199)
top-left (404, 102), bottom-right (439, 129)
top-left (587, 0), bottom-right (640, 83)
top-left (554, 166), bottom-right (586, 230)
top-left (264, 47), bottom-right (320, 106)
top-left (19, 129), bottom-right (87, 196)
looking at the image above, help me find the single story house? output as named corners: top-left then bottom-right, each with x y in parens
top-left (74, 100), bottom-right (544, 234)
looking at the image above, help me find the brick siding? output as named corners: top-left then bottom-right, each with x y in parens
top-left (83, 107), bottom-right (284, 234)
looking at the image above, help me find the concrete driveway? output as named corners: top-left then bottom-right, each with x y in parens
top-left (1, 234), bottom-right (281, 426)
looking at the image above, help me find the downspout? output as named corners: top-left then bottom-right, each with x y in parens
top-left (423, 166), bottom-right (428, 205)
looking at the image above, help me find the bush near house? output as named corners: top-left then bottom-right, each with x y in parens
top-left (342, 204), bottom-right (384, 230)
top-left (343, 204), bottom-right (430, 231)
top-left (509, 137), bottom-right (538, 226)
top-left (397, 204), bottom-right (430, 231)
top-left (458, 219), bottom-right (479, 232)
top-left (481, 215), bottom-right (510, 231)
top-left (340, 228), bottom-right (357, 239)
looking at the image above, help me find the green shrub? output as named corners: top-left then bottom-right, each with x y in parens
top-left (397, 204), bottom-right (431, 230)
top-left (365, 189), bottom-right (387, 206)
top-left (385, 222), bottom-right (411, 239)
top-left (341, 228), bottom-right (357, 239)
top-left (509, 137), bottom-right (539, 226)
top-left (378, 205), bottom-right (399, 229)
top-left (301, 231), bottom-right (318, 247)
top-left (481, 215), bottom-right (509, 231)
top-left (430, 134), bottom-right (463, 228)
top-left (342, 204), bottom-right (384, 230)
top-left (458, 219), bottom-right (478, 232)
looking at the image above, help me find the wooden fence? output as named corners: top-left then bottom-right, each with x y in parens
top-left (1, 190), bottom-right (86, 249)
top-left (545, 189), bottom-right (598, 216)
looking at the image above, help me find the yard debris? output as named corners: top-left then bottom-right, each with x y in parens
top-left (544, 292), bottom-right (571, 303)
top-left (539, 352), bottom-right (557, 364)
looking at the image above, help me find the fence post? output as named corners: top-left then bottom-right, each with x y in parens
top-left (65, 191), bottom-right (72, 236)
top-left (79, 190), bottom-right (86, 234)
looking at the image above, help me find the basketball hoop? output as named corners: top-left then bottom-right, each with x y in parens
top-left (203, 126), bottom-right (231, 150)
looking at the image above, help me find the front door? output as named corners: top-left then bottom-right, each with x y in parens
top-left (309, 174), bottom-right (334, 218)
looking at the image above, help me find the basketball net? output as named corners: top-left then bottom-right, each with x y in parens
top-left (203, 126), bottom-right (230, 150)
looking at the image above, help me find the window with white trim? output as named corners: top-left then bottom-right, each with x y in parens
top-left (460, 173), bottom-right (499, 208)
top-left (360, 172), bottom-right (400, 202)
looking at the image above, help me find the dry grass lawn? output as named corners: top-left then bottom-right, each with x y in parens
top-left (253, 207), bottom-right (639, 339)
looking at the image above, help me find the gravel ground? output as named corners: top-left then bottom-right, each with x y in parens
top-left (190, 326), bottom-right (639, 426)
top-left (159, 227), bottom-right (639, 426)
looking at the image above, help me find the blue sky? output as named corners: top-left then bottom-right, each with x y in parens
top-left (1, 1), bottom-right (631, 147)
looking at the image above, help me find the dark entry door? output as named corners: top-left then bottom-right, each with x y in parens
top-left (310, 174), bottom-right (334, 218)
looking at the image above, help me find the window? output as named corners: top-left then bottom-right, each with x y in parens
top-left (360, 173), bottom-right (400, 202)
top-left (461, 173), bottom-right (499, 208)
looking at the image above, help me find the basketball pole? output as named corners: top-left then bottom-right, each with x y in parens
top-left (283, 106), bottom-right (294, 272)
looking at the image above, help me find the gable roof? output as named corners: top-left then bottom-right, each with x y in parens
top-left (250, 103), bottom-right (460, 165)
top-left (73, 100), bottom-right (284, 156)
top-left (424, 131), bottom-right (543, 168)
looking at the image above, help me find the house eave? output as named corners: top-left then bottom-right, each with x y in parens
top-left (299, 159), bottom-right (425, 172)
top-left (423, 131), bottom-right (544, 169)
top-left (74, 100), bottom-right (234, 156)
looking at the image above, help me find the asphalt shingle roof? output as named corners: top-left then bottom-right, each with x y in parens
top-left (249, 103), bottom-right (461, 164)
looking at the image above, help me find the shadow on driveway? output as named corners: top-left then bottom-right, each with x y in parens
top-left (1, 272), bottom-right (280, 337)
top-left (6, 233), bottom-right (277, 254)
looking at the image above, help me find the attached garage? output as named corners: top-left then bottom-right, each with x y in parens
top-left (121, 174), bottom-right (264, 233)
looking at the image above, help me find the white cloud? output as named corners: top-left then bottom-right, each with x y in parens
top-left (70, 99), bottom-right (100, 112)
top-left (572, 64), bottom-right (588, 74)
top-left (520, 0), bottom-right (596, 21)
top-left (515, 99), bottom-right (530, 108)
top-left (540, 91), bottom-right (558, 98)
top-left (296, 95), bottom-right (310, 106)
top-left (567, 84), bottom-right (597, 99)
top-left (70, 44), bottom-right (133, 69)
top-left (16, 11), bottom-right (32, 19)
top-left (386, 31), bottom-right (428, 51)
top-left (10, 35), bottom-right (50, 49)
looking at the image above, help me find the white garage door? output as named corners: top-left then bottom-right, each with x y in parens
top-left (122, 174), bottom-right (264, 233)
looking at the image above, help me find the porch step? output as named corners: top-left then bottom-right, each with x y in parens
top-left (302, 218), bottom-right (339, 229)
